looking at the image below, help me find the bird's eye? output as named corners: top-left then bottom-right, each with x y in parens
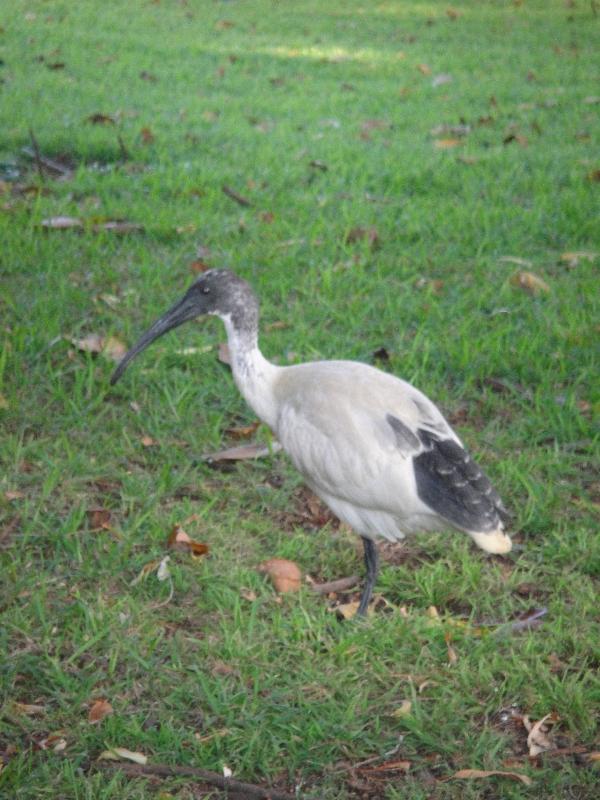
top-left (201, 286), bottom-right (211, 295)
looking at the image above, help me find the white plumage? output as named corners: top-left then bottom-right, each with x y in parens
top-left (112, 270), bottom-right (512, 615)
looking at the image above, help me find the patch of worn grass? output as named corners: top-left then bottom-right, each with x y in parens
top-left (1, 1), bottom-right (599, 798)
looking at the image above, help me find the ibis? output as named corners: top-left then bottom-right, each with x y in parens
top-left (111, 270), bottom-right (511, 615)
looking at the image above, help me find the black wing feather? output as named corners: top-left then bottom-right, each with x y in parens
top-left (413, 428), bottom-right (509, 532)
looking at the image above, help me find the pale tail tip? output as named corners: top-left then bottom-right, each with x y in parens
top-left (469, 529), bottom-right (513, 555)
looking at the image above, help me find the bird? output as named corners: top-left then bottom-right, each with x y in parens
top-left (111, 269), bottom-right (512, 615)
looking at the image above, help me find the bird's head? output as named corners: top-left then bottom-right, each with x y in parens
top-left (110, 269), bottom-right (257, 385)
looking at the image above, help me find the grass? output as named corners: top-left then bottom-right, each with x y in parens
top-left (1, 0), bottom-right (599, 797)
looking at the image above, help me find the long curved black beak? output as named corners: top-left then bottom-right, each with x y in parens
top-left (110, 292), bottom-right (201, 385)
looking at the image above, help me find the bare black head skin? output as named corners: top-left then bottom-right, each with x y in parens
top-left (110, 269), bottom-right (258, 385)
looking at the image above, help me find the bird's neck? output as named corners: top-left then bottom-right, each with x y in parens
top-left (220, 313), bottom-right (280, 431)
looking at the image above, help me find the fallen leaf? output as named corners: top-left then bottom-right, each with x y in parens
top-left (432, 73), bottom-right (453, 87)
top-left (205, 442), bottom-right (282, 464)
top-left (167, 524), bottom-right (209, 557)
top-left (499, 255), bottom-right (532, 267)
top-left (523, 712), bottom-right (557, 757)
top-left (101, 336), bottom-right (127, 363)
top-left (86, 113), bottom-right (116, 125)
top-left (240, 588), bottom-right (258, 601)
top-left (86, 508), bottom-right (112, 530)
top-left (448, 769), bottom-right (532, 786)
top-left (98, 747), bottom-right (148, 765)
top-left (257, 557), bottom-right (302, 593)
top-left (130, 559), bottom-right (162, 586)
top-left (560, 251), bottom-right (596, 268)
top-left (225, 421), bottom-right (261, 439)
top-left (391, 700), bottom-right (412, 718)
top-left (5, 490), bottom-right (24, 500)
top-left (434, 138), bottom-right (462, 149)
top-left (140, 127), bottom-right (154, 144)
top-left (583, 96), bottom-right (600, 105)
top-left (70, 333), bottom-right (104, 354)
top-left (215, 19), bottom-right (235, 30)
top-left (359, 759), bottom-right (411, 774)
top-left (417, 63), bottom-right (432, 75)
top-left (510, 271), bottom-right (550, 294)
top-left (345, 226), bottom-right (380, 248)
top-left (333, 600), bottom-right (362, 619)
top-left (88, 699), bottom-right (113, 724)
top-left (13, 702), bottom-right (46, 716)
top-left (258, 210), bottom-right (275, 223)
top-left (446, 7), bottom-right (461, 19)
top-left (445, 631), bottom-right (458, 665)
top-left (587, 169), bottom-right (600, 182)
top-left (430, 123), bottom-right (470, 137)
top-left (41, 216), bottom-right (83, 230)
top-left (156, 555), bottom-right (171, 582)
top-left (140, 435), bottom-right (157, 447)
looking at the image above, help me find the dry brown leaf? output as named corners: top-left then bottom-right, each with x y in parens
top-left (345, 226), bottom-right (380, 248)
top-left (86, 113), bottom-right (116, 125)
top-left (140, 435), bottom-right (157, 447)
top-left (257, 558), bottom-right (302, 593)
top-left (88, 699), bottom-right (113, 724)
top-left (102, 336), bottom-right (127, 363)
top-left (86, 508), bottom-right (112, 531)
top-left (225, 421), bottom-right (260, 439)
top-left (70, 333), bottom-right (104, 354)
top-left (166, 524), bottom-right (209, 557)
top-left (240, 588), bottom-right (258, 602)
top-left (391, 699), bottom-right (412, 718)
top-left (5, 490), bottom-right (25, 500)
top-left (523, 712), bottom-right (557, 757)
top-left (449, 768), bottom-right (532, 786)
top-left (98, 747), bottom-right (148, 765)
top-left (332, 600), bottom-right (367, 619)
top-left (140, 127), bottom-right (154, 144)
top-left (360, 759), bottom-right (411, 774)
top-left (434, 138), bottom-right (462, 149)
top-left (560, 251), bottom-right (596, 268)
top-left (445, 631), bottom-right (458, 665)
top-left (13, 702), bottom-right (46, 716)
top-left (510, 270), bottom-right (550, 294)
top-left (417, 63), bottom-right (432, 75)
top-left (215, 19), bottom-right (235, 29)
top-left (130, 559), bottom-right (162, 585)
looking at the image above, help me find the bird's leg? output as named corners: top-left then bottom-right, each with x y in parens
top-left (357, 537), bottom-right (379, 616)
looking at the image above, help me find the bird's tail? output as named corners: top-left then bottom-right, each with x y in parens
top-left (469, 528), bottom-right (512, 554)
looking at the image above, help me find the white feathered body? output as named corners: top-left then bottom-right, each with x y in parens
top-left (224, 313), bottom-right (511, 555)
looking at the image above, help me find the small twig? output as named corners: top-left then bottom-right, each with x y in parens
top-left (21, 146), bottom-right (72, 177)
top-left (309, 575), bottom-right (360, 595)
top-left (28, 128), bottom-right (45, 181)
top-left (98, 762), bottom-right (295, 800)
top-left (222, 184), bottom-right (252, 207)
top-left (117, 134), bottom-right (130, 161)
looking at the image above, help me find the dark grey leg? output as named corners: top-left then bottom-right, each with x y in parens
top-left (357, 537), bottom-right (379, 616)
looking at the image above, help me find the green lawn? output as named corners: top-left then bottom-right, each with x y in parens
top-left (1, 1), bottom-right (599, 797)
